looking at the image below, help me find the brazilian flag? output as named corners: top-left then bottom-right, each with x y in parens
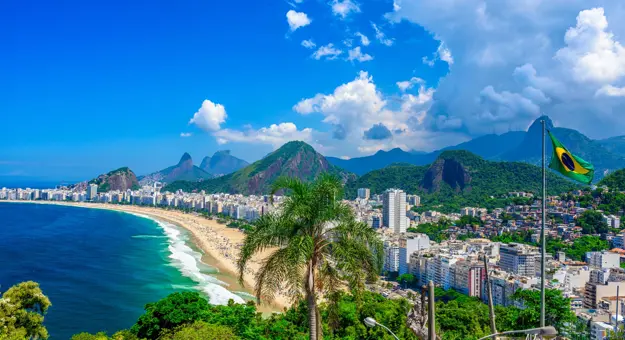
top-left (548, 131), bottom-right (594, 184)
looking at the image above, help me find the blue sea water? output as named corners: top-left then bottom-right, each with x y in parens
top-left (0, 203), bottom-right (245, 339)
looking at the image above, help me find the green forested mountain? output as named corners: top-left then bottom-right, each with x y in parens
top-left (344, 163), bottom-right (428, 198)
top-left (598, 168), bottom-right (625, 191)
top-left (346, 150), bottom-right (579, 211)
top-left (164, 141), bottom-right (355, 195)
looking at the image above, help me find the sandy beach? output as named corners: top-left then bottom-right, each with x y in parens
top-left (1, 201), bottom-right (289, 312)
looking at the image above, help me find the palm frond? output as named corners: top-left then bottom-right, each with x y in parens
top-left (254, 236), bottom-right (314, 303)
top-left (237, 213), bottom-right (297, 284)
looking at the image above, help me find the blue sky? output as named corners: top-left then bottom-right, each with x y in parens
top-left (2, 0), bottom-right (625, 182)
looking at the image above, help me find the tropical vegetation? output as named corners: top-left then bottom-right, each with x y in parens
top-left (237, 174), bottom-right (383, 340)
top-left (0, 281), bottom-right (51, 340)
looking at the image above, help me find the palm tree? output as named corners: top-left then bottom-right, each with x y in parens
top-left (237, 174), bottom-right (383, 340)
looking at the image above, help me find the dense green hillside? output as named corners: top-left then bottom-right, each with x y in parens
top-left (88, 167), bottom-right (140, 192)
top-left (346, 150), bottom-right (579, 211)
top-left (344, 163), bottom-right (428, 198)
top-left (164, 141), bottom-right (354, 195)
top-left (598, 168), bottom-right (625, 191)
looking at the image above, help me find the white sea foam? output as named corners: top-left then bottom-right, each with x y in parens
top-left (129, 212), bottom-right (245, 305)
top-left (131, 235), bottom-right (168, 239)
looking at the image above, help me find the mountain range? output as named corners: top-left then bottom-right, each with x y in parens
top-left (344, 150), bottom-right (578, 209)
top-left (163, 141), bottom-right (355, 195)
top-left (138, 153), bottom-right (212, 186)
top-left (328, 116), bottom-right (625, 179)
top-left (199, 150), bottom-right (249, 177)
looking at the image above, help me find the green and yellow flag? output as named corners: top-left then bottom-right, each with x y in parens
top-left (548, 131), bottom-right (594, 184)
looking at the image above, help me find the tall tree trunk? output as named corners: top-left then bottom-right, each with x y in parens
top-left (308, 292), bottom-right (318, 340)
top-left (307, 262), bottom-right (318, 340)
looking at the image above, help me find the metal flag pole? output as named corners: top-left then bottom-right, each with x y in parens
top-left (540, 119), bottom-right (546, 328)
top-left (615, 286), bottom-right (620, 334)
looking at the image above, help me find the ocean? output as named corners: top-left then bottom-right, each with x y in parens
top-left (0, 203), bottom-right (247, 339)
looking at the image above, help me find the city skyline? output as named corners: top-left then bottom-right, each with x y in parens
top-left (3, 1), bottom-right (625, 181)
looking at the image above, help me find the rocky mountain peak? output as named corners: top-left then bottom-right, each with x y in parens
top-left (178, 152), bottom-right (193, 165)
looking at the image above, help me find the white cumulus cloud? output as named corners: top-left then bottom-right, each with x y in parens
top-left (386, 1), bottom-right (625, 138)
top-left (312, 43), bottom-right (343, 60)
top-left (396, 77), bottom-right (425, 92)
top-left (286, 10), bottom-right (311, 31)
top-left (331, 0), bottom-right (360, 19)
top-left (291, 71), bottom-right (453, 155)
top-left (180, 132), bottom-right (192, 137)
top-left (213, 123), bottom-right (315, 149)
top-left (555, 7), bottom-right (625, 84)
top-left (189, 100), bottom-right (227, 132)
top-left (347, 47), bottom-right (373, 62)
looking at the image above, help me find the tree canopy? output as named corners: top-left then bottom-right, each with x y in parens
top-left (0, 281), bottom-right (52, 340)
top-left (237, 174), bottom-right (383, 340)
top-left (577, 210), bottom-right (609, 234)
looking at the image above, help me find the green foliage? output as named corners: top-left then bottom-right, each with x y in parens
top-left (491, 231), bottom-right (532, 244)
top-left (598, 168), bottom-right (625, 191)
top-left (0, 281), bottom-right (52, 340)
top-left (71, 332), bottom-right (111, 340)
top-left (564, 236), bottom-right (609, 261)
top-left (396, 274), bottom-right (416, 288)
top-left (320, 291), bottom-right (418, 340)
top-left (409, 222), bottom-right (449, 242)
top-left (237, 174), bottom-right (382, 339)
top-left (577, 210), bottom-right (609, 234)
top-left (161, 321), bottom-right (238, 340)
top-left (131, 292), bottom-right (211, 339)
top-left (70, 331), bottom-right (138, 340)
top-left (433, 288), bottom-right (576, 340)
top-left (457, 215), bottom-right (483, 227)
top-left (72, 290), bottom-right (418, 340)
top-left (344, 164), bottom-right (428, 198)
top-left (509, 289), bottom-right (576, 331)
top-left (596, 191), bottom-right (625, 215)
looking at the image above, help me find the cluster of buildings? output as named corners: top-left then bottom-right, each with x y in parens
top-left (352, 187), bottom-right (625, 339)
top-left (0, 185), bottom-right (279, 223)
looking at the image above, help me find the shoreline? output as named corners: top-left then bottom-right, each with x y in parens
top-left (0, 200), bottom-right (288, 313)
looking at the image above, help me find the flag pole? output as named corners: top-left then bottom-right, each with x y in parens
top-left (540, 119), bottom-right (546, 328)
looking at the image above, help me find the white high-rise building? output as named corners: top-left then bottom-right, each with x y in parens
top-left (357, 188), bottom-right (370, 200)
top-left (87, 184), bottom-right (98, 201)
top-left (383, 189), bottom-right (407, 234)
top-left (398, 234), bottom-right (430, 275)
top-left (586, 251), bottom-right (621, 269)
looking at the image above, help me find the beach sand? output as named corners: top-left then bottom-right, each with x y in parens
top-left (1, 201), bottom-right (289, 313)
